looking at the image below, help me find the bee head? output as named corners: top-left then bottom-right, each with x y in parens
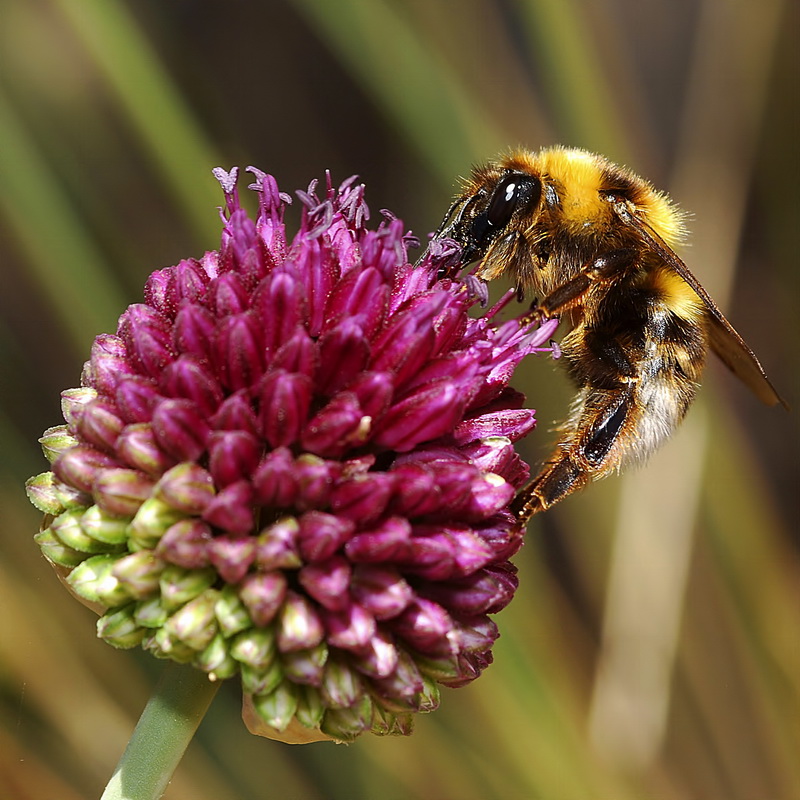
top-left (429, 170), bottom-right (543, 267)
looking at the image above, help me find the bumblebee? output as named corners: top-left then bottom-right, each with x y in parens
top-left (427, 147), bottom-right (785, 521)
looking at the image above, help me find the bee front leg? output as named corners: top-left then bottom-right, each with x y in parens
top-left (511, 382), bottom-right (636, 522)
top-left (518, 247), bottom-right (639, 320)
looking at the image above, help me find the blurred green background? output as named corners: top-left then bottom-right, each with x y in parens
top-left (1, 1), bottom-right (797, 798)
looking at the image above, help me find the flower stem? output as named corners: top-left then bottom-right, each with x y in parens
top-left (101, 662), bottom-right (221, 800)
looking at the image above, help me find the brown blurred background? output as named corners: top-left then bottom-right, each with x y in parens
top-left (1, 1), bottom-right (797, 798)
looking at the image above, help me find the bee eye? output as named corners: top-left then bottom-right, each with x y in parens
top-left (485, 174), bottom-right (541, 228)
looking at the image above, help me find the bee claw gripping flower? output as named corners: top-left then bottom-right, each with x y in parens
top-left (26, 168), bottom-right (558, 743)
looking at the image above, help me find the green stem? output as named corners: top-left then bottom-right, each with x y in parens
top-left (101, 663), bottom-right (221, 800)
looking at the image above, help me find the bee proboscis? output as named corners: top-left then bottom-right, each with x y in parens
top-left (426, 147), bottom-right (786, 521)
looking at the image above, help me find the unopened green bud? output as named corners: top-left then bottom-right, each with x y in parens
top-left (240, 659), bottom-right (283, 696)
top-left (252, 682), bottom-right (298, 733)
top-left (34, 527), bottom-right (85, 568)
top-left (134, 596), bottom-right (169, 628)
top-left (129, 497), bottom-right (187, 549)
top-left (67, 554), bottom-right (132, 607)
top-left (159, 565), bottom-right (216, 611)
top-left (25, 472), bottom-right (64, 515)
top-left (164, 589), bottom-right (221, 650)
top-left (39, 425), bottom-right (79, 463)
top-left (294, 684), bottom-right (325, 730)
top-left (98, 604), bottom-right (146, 649)
top-left (195, 633), bottom-right (239, 680)
top-left (215, 584), bottom-right (252, 637)
top-left (51, 509), bottom-right (120, 554)
top-left (81, 505), bottom-right (130, 545)
top-left (321, 695), bottom-right (374, 742)
top-left (282, 643), bottom-right (329, 687)
top-left (112, 551), bottom-right (164, 598)
top-left (230, 627), bottom-right (276, 670)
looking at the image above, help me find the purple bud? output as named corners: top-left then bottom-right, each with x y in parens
top-left (172, 303), bottom-right (216, 363)
top-left (155, 462), bottom-right (214, 515)
top-left (118, 304), bottom-right (174, 379)
top-left (369, 648), bottom-right (425, 704)
top-left (350, 564), bottom-right (414, 620)
top-left (115, 377), bottom-right (161, 424)
top-left (239, 572), bottom-right (288, 627)
top-left (298, 556), bottom-right (351, 611)
top-left (345, 371), bottom-right (394, 420)
top-left (116, 423), bottom-right (177, 476)
top-left (155, 519), bottom-right (213, 569)
top-left (207, 430), bottom-right (261, 487)
top-left (345, 517), bottom-right (411, 563)
top-left (462, 436), bottom-right (529, 487)
top-left (159, 356), bottom-right (224, 417)
top-left (329, 472), bottom-right (394, 524)
top-left (314, 320), bottom-right (370, 395)
top-left (350, 630), bottom-right (399, 680)
top-left (88, 335), bottom-right (136, 395)
top-left (252, 447), bottom-right (297, 507)
top-left (256, 518), bottom-right (301, 570)
top-left (93, 468), bottom-right (155, 516)
top-left (152, 398), bottom-right (210, 461)
top-left (419, 565), bottom-right (519, 616)
top-left (214, 312), bottom-right (265, 392)
top-left (171, 258), bottom-right (210, 304)
top-left (281, 643), bottom-right (328, 689)
top-left (255, 272), bottom-right (307, 353)
top-left (320, 602), bottom-right (375, 651)
top-left (391, 598), bottom-right (454, 656)
top-left (464, 473), bottom-right (514, 520)
top-left (370, 309), bottom-right (436, 387)
top-left (323, 266), bottom-right (388, 339)
top-left (258, 371), bottom-right (313, 448)
top-left (207, 271), bottom-right (249, 316)
top-left (207, 534), bottom-right (256, 583)
top-left (293, 455), bottom-right (337, 511)
top-left (210, 391), bottom-right (259, 435)
top-left (402, 532), bottom-right (455, 580)
top-left (453, 616), bottom-right (499, 653)
top-left (300, 393), bottom-right (366, 457)
top-left (374, 382), bottom-right (466, 452)
top-left (277, 591), bottom-right (325, 652)
top-left (53, 446), bottom-right (118, 493)
top-left (297, 512), bottom-right (354, 563)
top-left (270, 327), bottom-right (316, 376)
top-left (143, 268), bottom-right (176, 316)
top-left (76, 398), bottom-right (124, 453)
top-left (387, 463), bottom-right (441, 517)
top-left (202, 480), bottom-right (255, 535)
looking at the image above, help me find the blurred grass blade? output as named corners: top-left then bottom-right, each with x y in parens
top-left (290, 0), bottom-right (509, 185)
top-left (0, 88), bottom-right (126, 350)
top-left (52, 0), bottom-right (222, 238)
top-left (515, 0), bottom-right (630, 156)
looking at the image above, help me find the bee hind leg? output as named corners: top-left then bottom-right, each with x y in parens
top-left (511, 383), bottom-right (635, 522)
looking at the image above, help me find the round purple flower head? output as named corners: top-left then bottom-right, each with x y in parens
top-left (26, 168), bottom-right (557, 743)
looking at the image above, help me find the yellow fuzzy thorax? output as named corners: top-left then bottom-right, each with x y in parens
top-left (501, 146), bottom-right (687, 248)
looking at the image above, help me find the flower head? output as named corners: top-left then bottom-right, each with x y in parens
top-left (26, 168), bottom-right (557, 742)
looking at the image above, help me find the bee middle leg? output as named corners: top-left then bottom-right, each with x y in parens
top-left (511, 382), bottom-right (637, 522)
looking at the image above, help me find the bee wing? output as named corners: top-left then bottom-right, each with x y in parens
top-left (612, 202), bottom-right (787, 409)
